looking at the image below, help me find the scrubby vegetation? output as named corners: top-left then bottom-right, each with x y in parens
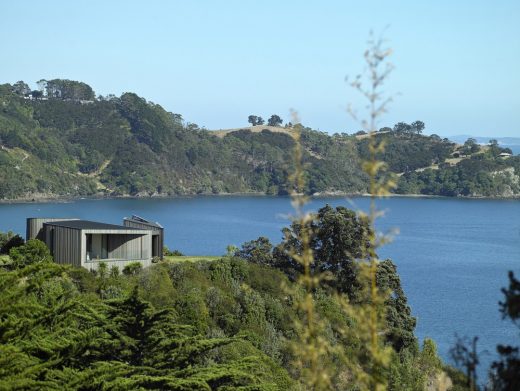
top-left (0, 80), bottom-right (518, 200)
top-left (0, 225), bottom-right (454, 390)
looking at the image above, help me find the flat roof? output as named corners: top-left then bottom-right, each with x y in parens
top-left (124, 215), bottom-right (163, 228)
top-left (44, 220), bottom-right (147, 231)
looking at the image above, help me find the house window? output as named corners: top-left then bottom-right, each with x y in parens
top-left (86, 234), bottom-right (92, 260)
top-left (86, 234), bottom-right (108, 260)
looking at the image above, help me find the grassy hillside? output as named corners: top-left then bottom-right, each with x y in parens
top-left (1, 80), bottom-right (519, 200)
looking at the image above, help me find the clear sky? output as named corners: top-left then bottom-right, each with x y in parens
top-left (1, 0), bottom-right (519, 137)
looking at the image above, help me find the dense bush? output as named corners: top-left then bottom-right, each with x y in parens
top-left (4, 80), bottom-right (516, 199)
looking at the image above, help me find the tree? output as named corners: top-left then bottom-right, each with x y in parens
top-left (247, 115), bottom-right (265, 126)
top-left (267, 114), bottom-right (283, 127)
top-left (248, 115), bottom-right (259, 126)
top-left (0, 231), bottom-right (24, 254)
top-left (410, 120), bottom-right (425, 134)
top-left (273, 204), bottom-right (370, 298)
top-left (463, 138), bottom-right (480, 154)
top-left (393, 122), bottom-right (412, 134)
top-left (0, 262), bottom-right (287, 390)
top-left (31, 90), bottom-right (43, 99)
top-left (491, 271), bottom-right (520, 391)
top-left (237, 236), bottom-right (273, 265)
top-left (123, 262), bottom-right (142, 275)
top-left (36, 79), bottom-right (47, 95)
top-left (11, 81), bottom-right (31, 97)
top-left (48, 79), bottom-right (96, 101)
top-left (377, 259), bottom-right (417, 351)
top-left (488, 139), bottom-right (502, 157)
top-left (9, 239), bottom-right (52, 269)
top-left (450, 335), bottom-right (480, 390)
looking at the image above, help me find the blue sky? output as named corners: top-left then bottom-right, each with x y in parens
top-left (1, 0), bottom-right (519, 137)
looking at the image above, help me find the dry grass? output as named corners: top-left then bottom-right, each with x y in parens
top-left (354, 130), bottom-right (390, 140)
top-left (210, 125), bottom-right (293, 138)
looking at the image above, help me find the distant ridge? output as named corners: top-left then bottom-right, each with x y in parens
top-left (447, 135), bottom-right (520, 145)
top-left (1, 79), bottom-right (519, 199)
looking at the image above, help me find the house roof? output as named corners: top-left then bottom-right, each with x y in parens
top-left (124, 215), bottom-right (163, 228)
top-left (44, 220), bottom-right (147, 231)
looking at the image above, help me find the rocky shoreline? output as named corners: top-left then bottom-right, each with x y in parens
top-left (1, 190), bottom-right (519, 204)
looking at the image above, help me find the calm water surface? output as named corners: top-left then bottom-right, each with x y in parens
top-left (1, 196), bottom-right (519, 378)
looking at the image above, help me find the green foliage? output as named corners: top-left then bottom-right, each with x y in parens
top-left (123, 261), bottom-right (143, 276)
top-left (0, 261), bottom-right (293, 390)
top-left (273, 204), bottom-right (369, 297)
top-left (236, 237), bottom-right (274, 265)
top-left (0, 226), bottom-right (448, 390)
top-left (490, 271), bottom-right (520, 391)
top-left (357, 129), bottom-right (454, 173)
top-left (0, 230), bottom-right (24, 254)
top-left (267, 114), bottom-right (283, 127)
top-left (398, 155), bottom-right (520, 197)
top-left (43, 78), bottom-right (96, 101)
top-left (164, 246), bottom-right (184, 256)
top-left (9, 239), bottom-right (52, 269)
top-left (3, 80), bottom-right (515, 200)
top-left (376, 260), bottom-right (417, 352)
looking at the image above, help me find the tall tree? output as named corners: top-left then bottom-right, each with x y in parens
top-left (267, 114), bottom-right (283, 127)
top-left (410, 120), bottom-right (425, 134)
top-left (393, 122), bottom-right (412, 134)
top-left (11, 81), bottom-right (31, 97)
top-left (273, 204), bottom-right (369, 297)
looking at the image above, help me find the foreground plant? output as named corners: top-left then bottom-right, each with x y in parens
top-left (286, 34), bottom-right (407, 391)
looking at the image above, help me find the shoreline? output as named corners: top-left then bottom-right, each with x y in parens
top-left (1, 191), bottom-right (519, 205)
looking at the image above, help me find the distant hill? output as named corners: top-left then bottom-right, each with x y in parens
top-left (1, 79), bottom-right (519, 200)
top-left (448, 135), bottom-right (520, 154)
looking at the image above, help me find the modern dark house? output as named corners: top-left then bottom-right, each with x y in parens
top-left (26, 216), bottom-right (164, 270)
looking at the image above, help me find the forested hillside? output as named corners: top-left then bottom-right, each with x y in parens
top-left (0, 205), bottom-right (477, 390)
top-left (1, 79), bottom-right (519, 200)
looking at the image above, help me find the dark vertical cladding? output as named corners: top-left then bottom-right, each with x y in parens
top-left (26, 218), bottom-right (78, 241)
top-left (123, 215), bottom-right (164, 259)
top-left (46, 224), bottom-right (82, 267)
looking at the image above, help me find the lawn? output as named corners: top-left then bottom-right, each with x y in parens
top-left (164, 255), bottom-right (221, 263)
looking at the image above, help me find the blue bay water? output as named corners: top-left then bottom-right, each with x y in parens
top-left (0, 196), bottom-right (519, 379)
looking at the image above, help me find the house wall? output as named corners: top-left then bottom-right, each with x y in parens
top-left (26, 218), bottom-right (78, 241)
top-left (123, 219), bottom-right (164, 258)
top-left (43, 225), bottom-right (82, 267)
top-left (108, 233), bottom-right (150, 259)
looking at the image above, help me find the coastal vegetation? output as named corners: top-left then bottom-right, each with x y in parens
top-left (0, 213), bottom-right (516, 390)
top-left (0, 220), bottom-right (462, 390)
top-left (0, 80), bottom-right (518, 201)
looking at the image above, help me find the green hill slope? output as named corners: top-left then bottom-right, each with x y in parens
top-left (1, 80), bottom-right (518, 200)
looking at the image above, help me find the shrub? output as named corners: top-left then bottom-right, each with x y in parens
top-left (9, 239), bottom-right (52, 269)
top-left (0, 231), bottom-right (24, 254)
top-left (122, 262), bottom-right (143, 276)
